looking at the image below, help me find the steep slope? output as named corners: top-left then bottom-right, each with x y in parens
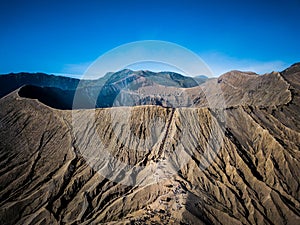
top-left (0, 64), bottom-right (300, 224)
top-left (187, 70), bottom-right (292, 108)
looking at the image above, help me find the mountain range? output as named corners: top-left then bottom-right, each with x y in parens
top-left (0, 70), bottom-right (207, 109)
top-left (0, 63), bottom-right (300, 224)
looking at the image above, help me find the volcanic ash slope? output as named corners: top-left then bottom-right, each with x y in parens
top-left (0, 64), bottom-right (300, 224)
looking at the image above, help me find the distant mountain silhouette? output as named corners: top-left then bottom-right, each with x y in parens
top-left (1, 70), bottom-right (206, 109)
top-left (0, 72), bottom-right (79, 98)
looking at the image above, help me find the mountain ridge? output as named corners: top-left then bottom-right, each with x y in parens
top-left (3, 64), bottom-right (296, 110)
top-left (0, 63), bottom-right (299, 224)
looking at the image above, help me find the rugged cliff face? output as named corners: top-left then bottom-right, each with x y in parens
top-left (0, 64), bottom-right (300, 224)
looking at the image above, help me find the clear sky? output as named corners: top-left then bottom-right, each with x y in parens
top-left (0, 0), bottom-right (299, 77)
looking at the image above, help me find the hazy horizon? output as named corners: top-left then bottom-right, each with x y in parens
top-left (1, 61), bottom-right (298, 80)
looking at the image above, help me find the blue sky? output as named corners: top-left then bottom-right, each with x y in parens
top-left (0, 0), bottom-right (299, 77)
